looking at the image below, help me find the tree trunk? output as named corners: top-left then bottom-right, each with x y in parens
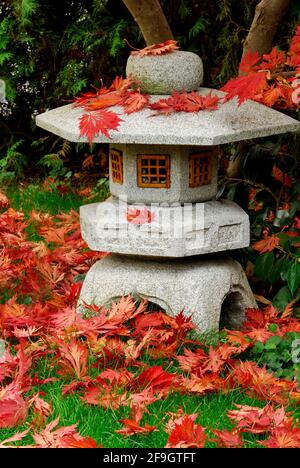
top-left (122, 0), bottom-right (174, 46)
top-left (227, 0), bottom-right (291, 178)
top-left (242, 0), bottom-right (291, 58)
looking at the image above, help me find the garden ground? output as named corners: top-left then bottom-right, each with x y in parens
top-left (0, 182), bottom-right (299, 448)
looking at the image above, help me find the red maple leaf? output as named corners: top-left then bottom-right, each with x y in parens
top-left (221, 72), bottom-right (268, 105)
top-left (227, 404), bottom-right (293, 434)
top-left (109, 76), bottom-right (135, 92)
top-left (130, 39), bottom-right (179, 57)
top-left (122, 91), bottom-right (149, 113)
top-left (0, 383), bottom-right (27, 428)
top-left (239, 50), bottom-right (261, 74)
top-left (262, 85), bottom-right (285, 107)
top-left (211, 429), bottom-right (243, 448)
top-left (262, 48), bottom-right (286, 72)
top-left (150, 90), bottom-right (220, 114)
top-left (126, 207), bottom-right (155, 224)
top-left (61, 434), bottom-right (101, 448)
top-left (131, 366), bottom-right (177, 394)
top-left (56, 339), bottom-right (89, 380)
top-left (165, 415), bottom-right (206, 448)
top-left (84, 91), bottom-right (123, 111)
top-left (289, 25), bottom-right (300, 57)
top-left (272, 165), bottom-right (292, 187)
top-left (260, 427), bottom-right (300, 448)
top-left (32, 417), bottom-right (92, 448)
top-left (252, 234), bottom-right (280, 253)
top-left (79, 110), bottom-right (122, 143)
top-left (116, 404), bottom-right (157, 436)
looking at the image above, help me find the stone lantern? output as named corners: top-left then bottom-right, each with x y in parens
top-left (36, 51), bottom-right (300, 331)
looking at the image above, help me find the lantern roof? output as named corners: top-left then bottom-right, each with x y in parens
top-left (36, 88), bottom-right (300, 146)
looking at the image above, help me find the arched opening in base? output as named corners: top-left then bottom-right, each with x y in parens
top-left (219, 291), bottom-right (245, 330)
top-left (105, 294), bottom-right (168, 315)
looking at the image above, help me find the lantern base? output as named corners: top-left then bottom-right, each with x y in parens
top-left (77, 253), bottom-right (256, 332)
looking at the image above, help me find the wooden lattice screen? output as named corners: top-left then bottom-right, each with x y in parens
top-left (189, 153), bottom-right (212, 187)
top-left (137, 154), bottom-right (170, 188)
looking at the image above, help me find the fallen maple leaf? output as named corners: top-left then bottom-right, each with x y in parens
top-left (131, 366), bottom-right (178, 394)
top-left (32, 417), bottom-right (86, 448)
top-left (165, 415), bottom-right (206, 448)
top-left (0, 428), bottom-right (30, 448)
top-left (130, 39), bottom-right (179, 57)
top-left (0, 383), bottom-right (27, 428)
top-left (56, 339), bottom-right (89, 380)
top-left (211, 429), bottom-right (243, 448)
top-left (79, 110), bottom-right (123, 143)
top-left (227, 404), bottom-right (293, 434)
top-left (164, 409), bottom-right (198, 434)
top-left (61, 434), bottom-right (102, 448)
top-left (116, 404), bottom-right (156, 436)
top-left (259, 427), bottom-right (300, 448)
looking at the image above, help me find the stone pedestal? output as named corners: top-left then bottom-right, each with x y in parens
top-left (80, 198), bottom-right (249, 257)
top-left (78, 254), bottom-right (256, 332)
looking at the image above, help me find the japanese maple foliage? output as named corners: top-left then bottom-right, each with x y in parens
top-left (221, 26), bottom-right (300, 109)
top-left (130, 39), bottom-right (179, 57)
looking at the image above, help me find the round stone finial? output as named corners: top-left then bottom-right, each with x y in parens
top-left (126, 50), bottom-right (204, 95)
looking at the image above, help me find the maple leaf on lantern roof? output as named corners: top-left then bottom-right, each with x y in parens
top-left (122, 91), bottom-right (149, 114)
top-left (79, 110), bottom-right (123, 143)
top-left (130, 39), bottom-right (179, 57)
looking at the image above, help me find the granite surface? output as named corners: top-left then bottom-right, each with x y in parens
top-left (80, 198), bottom-right (250, 257)
top-left (126, 51), bottom-right (204, 94)
top-left (36, 88), bottom-right (300, 146)
top-left (109, 143), bottom-right (219, 204)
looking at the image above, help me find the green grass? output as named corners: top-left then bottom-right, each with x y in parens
top-left (3, 178), bottom-right (109, 215)
top-left (0, 362), bottom-right (265, 448)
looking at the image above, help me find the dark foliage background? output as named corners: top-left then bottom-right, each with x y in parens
top-left (0, 0), bottom-right (300, 176)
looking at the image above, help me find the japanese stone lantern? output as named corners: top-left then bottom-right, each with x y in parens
top-left (36, 51), bottom-right (300, 331)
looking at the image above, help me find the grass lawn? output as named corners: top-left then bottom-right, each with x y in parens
top-left (0, 181), bottom-right (299, 449)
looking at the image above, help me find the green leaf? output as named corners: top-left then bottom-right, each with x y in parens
top-left (287, 261), bottom-right (300, 296)
top-left (272, 286), bottom-right (292, 311)
top-left (264, 335), bottom-right (282, 350)
top-left (269, 257), bottom-right (285, 284)
top-left (254, 252), bottom-right (274, 281)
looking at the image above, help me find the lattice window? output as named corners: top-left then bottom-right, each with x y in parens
top-left (110, 149), bottom-right (123, 184)
top-left (137, 155), bottom-right (170, 188)
top-left (189, 152), bottom-right (212, 187)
